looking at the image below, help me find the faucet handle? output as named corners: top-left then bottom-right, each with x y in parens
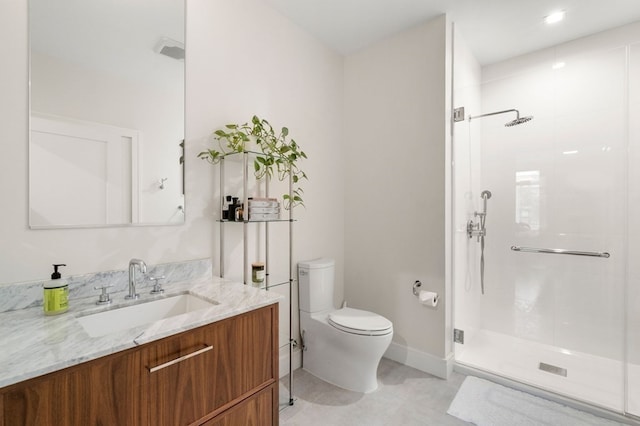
top-left (93, 285), bottom-right (114, 305)
top-left (149, 276), bottom-right (166, 295)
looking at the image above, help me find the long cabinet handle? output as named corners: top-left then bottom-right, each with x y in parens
top-left (148, 345), bottom-right (213, 373)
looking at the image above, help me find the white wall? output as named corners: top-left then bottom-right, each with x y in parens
top-left (344, 15), bottom-right (449, 365)
top-left (0, 0), bottom-right (345, 316)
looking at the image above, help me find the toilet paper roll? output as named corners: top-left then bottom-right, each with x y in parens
top-left (419, 290), bottom-right (439, 307)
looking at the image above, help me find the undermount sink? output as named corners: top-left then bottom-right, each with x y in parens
top-left (77, 293), bottom-right (218, 338)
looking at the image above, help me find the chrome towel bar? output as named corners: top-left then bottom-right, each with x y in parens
top-left (510, 246), bottom-right (610, 258)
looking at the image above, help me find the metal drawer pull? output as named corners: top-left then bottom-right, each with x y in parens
top-left (510, 246), bottom-right (610, 258)
top-left (148, 345), bottom-right (213, 373)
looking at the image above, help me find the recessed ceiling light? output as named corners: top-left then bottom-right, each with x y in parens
top-left (544, 10), bottom-right (566, 25)
top-left (552, 61), bottom-right (565, 70)
top-left (562, 150), bottom-right (578, 155)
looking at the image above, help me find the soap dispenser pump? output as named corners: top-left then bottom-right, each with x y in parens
top-left (44, 264), bottom-right (69, 315)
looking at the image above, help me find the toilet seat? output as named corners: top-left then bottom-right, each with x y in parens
top-left (328, 307), bottom-right (393, 336)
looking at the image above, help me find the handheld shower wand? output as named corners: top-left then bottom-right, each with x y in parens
top-left (467, 190), bottom-right (492, 294)
top-left (478, 190), bottom-right (491, 230)
top-left (480, 190), bottom-right (491, 212)
top-left (478, 190), bottom-right (491, 295)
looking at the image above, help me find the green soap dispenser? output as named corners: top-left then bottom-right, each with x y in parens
top-left (44, 264), bottom-right (69, 315)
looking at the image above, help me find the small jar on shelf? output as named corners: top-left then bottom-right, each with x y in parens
top-left (251, 262), bottom-right (265, 287)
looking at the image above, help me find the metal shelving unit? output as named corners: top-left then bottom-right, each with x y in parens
top-left (218, 151), bottom-right (295, 408)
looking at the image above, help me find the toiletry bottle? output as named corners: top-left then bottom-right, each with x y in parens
top-left (44, 264), bottom-right (69, 315)
top-left (222, 195), bottom-right (232, 220)
top-left (229, 197), bottom-right (239, 222)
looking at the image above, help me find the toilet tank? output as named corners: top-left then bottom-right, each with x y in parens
top-left (298, 258), bottom-right (335, 313)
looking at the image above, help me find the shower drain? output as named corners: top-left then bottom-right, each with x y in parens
top-left (539, 362), bottom-right (567, 377)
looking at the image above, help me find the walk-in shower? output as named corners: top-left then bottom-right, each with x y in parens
top-left (452, 21), bottom-right (640, 421)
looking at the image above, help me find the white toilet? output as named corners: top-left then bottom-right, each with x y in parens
top-left (298, 258), bottom-right (393, 393)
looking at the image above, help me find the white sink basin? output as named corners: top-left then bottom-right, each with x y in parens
top-left (77, 293), bottom-right (217, 337)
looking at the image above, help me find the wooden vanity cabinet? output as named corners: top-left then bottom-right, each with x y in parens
top-left (0, 347), bottom-right (141, 425)
top-left (0, 304), bottom-right (279, 426)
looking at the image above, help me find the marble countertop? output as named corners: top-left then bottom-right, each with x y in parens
top-left (0, 276), bottom-right (282, 388)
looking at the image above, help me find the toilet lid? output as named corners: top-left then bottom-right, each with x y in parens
top-left (328, 307), bottom-right (393, 336)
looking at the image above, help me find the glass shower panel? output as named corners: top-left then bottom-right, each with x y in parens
top-left (481, 44), bottom-right (626, 355)
top-left (627, 42), bottom-right (640, 419)
top-left (453, 26), bottom-right (630, 413)
top-left (452, 27), bottom-right (483, 358)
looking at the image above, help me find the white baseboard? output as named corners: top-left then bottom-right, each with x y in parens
top-left (384, 342), bottom-right (454, 379)
top-left (279, 347), bottom-right (302, 379)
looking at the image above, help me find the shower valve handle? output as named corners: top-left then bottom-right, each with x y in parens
top-left (467, 220), bottom-right (486, 241)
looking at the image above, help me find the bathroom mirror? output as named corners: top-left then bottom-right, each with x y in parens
top-left (28, 0), bottom-right (185, 228)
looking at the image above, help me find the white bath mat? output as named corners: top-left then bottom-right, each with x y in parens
top-left (447, 376), bottom-right (623, 426)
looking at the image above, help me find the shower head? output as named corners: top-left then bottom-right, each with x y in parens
top-left (481, 190), bottom-right (492, 200)
top-left (469, 109), bottom-right (533, 127)
top-left (505, 115), bottom-right (533, 127)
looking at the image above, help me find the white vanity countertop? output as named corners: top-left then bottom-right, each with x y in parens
top-left (0, 276), bottom-right (282, 388)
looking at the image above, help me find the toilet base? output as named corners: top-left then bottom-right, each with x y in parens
top-left (301, 311), bottom-right (392, 393)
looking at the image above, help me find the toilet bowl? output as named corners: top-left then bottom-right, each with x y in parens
top-left (298, 258), bottom-right (393, 393)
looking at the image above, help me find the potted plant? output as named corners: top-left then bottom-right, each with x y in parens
top-left (198, 115), bottom-right (307, 208)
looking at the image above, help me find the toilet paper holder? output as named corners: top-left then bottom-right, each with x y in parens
top-left (412, 280), bottom-right (439, 304)
top-left (412, 280), bottom-right (422, 296)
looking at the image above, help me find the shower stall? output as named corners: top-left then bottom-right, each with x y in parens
top-left (452, 21), bottom-right (640, 419)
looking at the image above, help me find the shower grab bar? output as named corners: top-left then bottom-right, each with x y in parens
top-left (510, 246), bottom-right (610, 258)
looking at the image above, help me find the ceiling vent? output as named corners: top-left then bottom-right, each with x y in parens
top-left (155, 37), bottom-right (185, 60)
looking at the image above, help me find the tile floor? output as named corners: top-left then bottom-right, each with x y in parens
top-left (279, 358), bottom-right (633, 426)
top-left (279, 358), bottom-right (470, 425)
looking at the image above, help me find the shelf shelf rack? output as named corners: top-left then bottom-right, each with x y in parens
top-left (218, 151), bottom-right (295, 407)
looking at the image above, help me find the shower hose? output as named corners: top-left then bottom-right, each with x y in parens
top-left (480, 234), bottom-right (485, 295)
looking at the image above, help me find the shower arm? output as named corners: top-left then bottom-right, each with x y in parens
top-left (468, 109), bottom-right (520, 121)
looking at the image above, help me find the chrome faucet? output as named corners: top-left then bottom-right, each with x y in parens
top-left (126, 258), bottom-right (147, 300)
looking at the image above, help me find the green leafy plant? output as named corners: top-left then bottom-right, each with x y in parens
top-left (198, 115), bottom-right (307, 208)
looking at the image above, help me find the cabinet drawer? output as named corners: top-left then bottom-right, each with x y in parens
top-left (141, 305), bottom-right (276, 426)
top-left (200, 384), bottom-right (277, 426)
